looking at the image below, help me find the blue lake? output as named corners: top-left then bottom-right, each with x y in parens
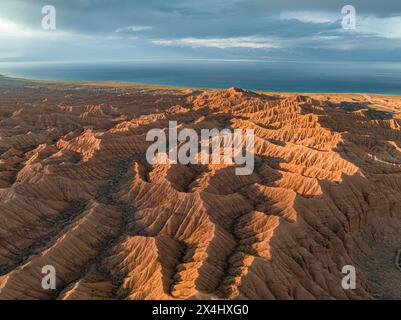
top-left (1, 60), bottom-right (401, 94)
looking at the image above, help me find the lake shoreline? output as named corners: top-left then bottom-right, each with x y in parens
top-left (1, 73), bottom-right (401, 99)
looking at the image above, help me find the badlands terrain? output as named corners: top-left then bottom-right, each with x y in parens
top-left (0, 75), bottom-right (401, 300)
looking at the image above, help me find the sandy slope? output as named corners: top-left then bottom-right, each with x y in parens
top-left (0, 76), bottom-right (401, 300)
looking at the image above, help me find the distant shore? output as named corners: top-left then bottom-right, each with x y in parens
top-left (0, 73), bottom-right (192, 91)
top-left (2, 73), bottom-right (401, 102)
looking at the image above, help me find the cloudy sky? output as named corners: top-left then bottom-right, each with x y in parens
top-left (1, 0), bottom-right (400, 62)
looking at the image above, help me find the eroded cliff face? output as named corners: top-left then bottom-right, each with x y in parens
top-left (1, 79), bottom-right (401, 300)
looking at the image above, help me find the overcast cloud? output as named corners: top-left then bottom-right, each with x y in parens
top-left (0, 0), bottom-right (400, 62)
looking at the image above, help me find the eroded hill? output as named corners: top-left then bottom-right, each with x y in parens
top-left (1, 77), bottom-right (401, 299)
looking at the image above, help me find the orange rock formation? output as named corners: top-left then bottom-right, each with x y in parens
top-left (1, 77), bottom-right (401, 299)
